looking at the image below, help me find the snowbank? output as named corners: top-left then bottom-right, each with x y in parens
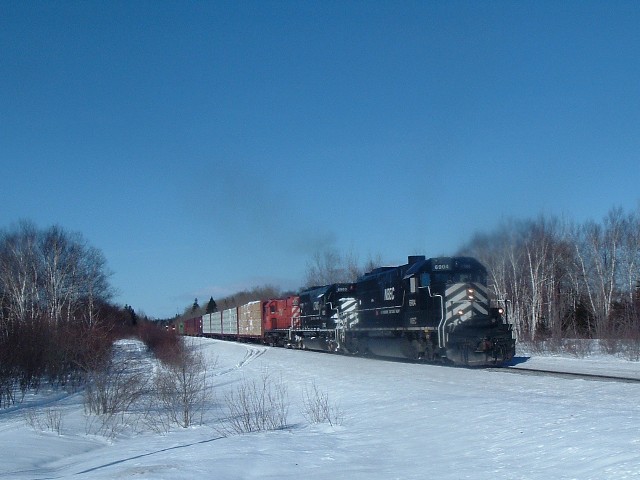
top-left (1, 338), bottom-right (639, 479)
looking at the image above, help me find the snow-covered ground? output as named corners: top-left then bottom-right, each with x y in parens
top-left (1, 338), bottom-right (639, 480)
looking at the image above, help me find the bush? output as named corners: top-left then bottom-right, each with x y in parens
top-left (219, 371), bottom-right (289, 435)
top-left (137, 321), bottom-right (184, 366)
top-left (83, 342), bottom-right (148, 438)
top-left (301, 381), bottom-right (344, 426)
top-left (24, 408), bottom-right (64, 435)
top-left (148, 343), bottom-right (211, 430)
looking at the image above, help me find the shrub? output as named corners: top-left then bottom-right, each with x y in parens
top-left (24, 408), bottom-right (64, 435)
top-left (149, 344), bottom-right (211, 429)
top-left (219, 371), bottom-right (289, 435)
top-left (137, 321), bottom-right (184, 366)
top-left (301, 381), bottom-right (344, 426)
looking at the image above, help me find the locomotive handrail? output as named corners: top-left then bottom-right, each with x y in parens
top-left (427, 286), bottom-right (446, 349)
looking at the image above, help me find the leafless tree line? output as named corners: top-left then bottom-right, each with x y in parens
top-left (459, 206), bottom-right (640, 350)
top-left (0, 221), bottom-right (112, 328)
top-left (0, 221), bottom-right (115, 407)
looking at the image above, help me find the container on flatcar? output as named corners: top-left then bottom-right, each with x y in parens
top-left (238, 301), bottom-right (264, 339)
top-left (212, 311), bottom-right (223, 335)
top-left (222, 307), bottom-right (238, 336)
top-left (202, 313), bottom-right (211, 335)
top-left (202, 312), bottom-right (223, 336)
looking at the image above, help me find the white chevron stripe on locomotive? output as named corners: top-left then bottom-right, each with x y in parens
top-left (446, 283), bottom-right (488, 304)
top-left (445, 283), bottom-right (489, 318)
top-left (291, 303), bottom-right (300, 328)
top-left (338, 297), bottom-right (359, 328)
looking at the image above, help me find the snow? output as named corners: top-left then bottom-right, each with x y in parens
top-left (1, 338), bottom-right (639, 479)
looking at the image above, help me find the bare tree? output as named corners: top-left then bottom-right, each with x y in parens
top-left (462, 207), bottom-right (640, 349)
top-left (461, 216), bottom-right (576, 342)
top-left (0, 221), bottom-right (40, 325)
top-left (0, 222), bottom-right (113, 327)
top-left (573, 208), bottom-right (626, 337)
top-left (304, 248), bottom-right (382, 287)
top-left (618, 208), bottom-right (640, 317)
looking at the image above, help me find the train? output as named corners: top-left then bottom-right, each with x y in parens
top-left (173, 255), bottom-right (516, 366)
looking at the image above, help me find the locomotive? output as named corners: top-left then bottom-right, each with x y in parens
top-left (175, 256), bottom-right (515, 366)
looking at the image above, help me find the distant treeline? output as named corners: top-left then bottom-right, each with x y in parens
top-left (183, 285), bottom-right (288, 319)
top-left (178, 252), bottom-right (384, 320)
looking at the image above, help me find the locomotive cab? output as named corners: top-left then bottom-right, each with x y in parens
top-left (296, 283), bottom-right (357, 351)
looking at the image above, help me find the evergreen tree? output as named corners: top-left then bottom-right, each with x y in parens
top-left (124, 304), bottom-right (138, 325)
top-left (206, 296), bottom-right (217, 314)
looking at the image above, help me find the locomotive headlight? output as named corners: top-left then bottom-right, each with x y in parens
top-left (467, 288), bottom-right (475, 300)
top-left (457, 309), bottom-right (464, 316)
top-left (498, 307), bottom-right (504, 315)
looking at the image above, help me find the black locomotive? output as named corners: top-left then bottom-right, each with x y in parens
top-left (295, 256), bottom-right (515, 366)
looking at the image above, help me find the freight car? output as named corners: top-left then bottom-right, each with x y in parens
top-left (176, 255), bottom-right (515, 366)
top-left (175, 316), bottom-right (202, 337)
top-left (195, 298), bottom-right (301, 345)
top-left (200, 307), bottom-right (238, 339)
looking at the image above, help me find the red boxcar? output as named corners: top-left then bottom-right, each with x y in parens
top-left (181, 316), bottom-right (202, 336)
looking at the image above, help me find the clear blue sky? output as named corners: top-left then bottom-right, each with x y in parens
top-left (2, 1), bottom-right (639, 318)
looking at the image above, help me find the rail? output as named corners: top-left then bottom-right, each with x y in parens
top-left (489, 366), bottom-right (640, 384)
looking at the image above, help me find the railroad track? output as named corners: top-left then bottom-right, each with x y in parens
top-left (490, 365), bottom-right (640, 384)
top-left (211, 340), bottom-right (639, 383)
